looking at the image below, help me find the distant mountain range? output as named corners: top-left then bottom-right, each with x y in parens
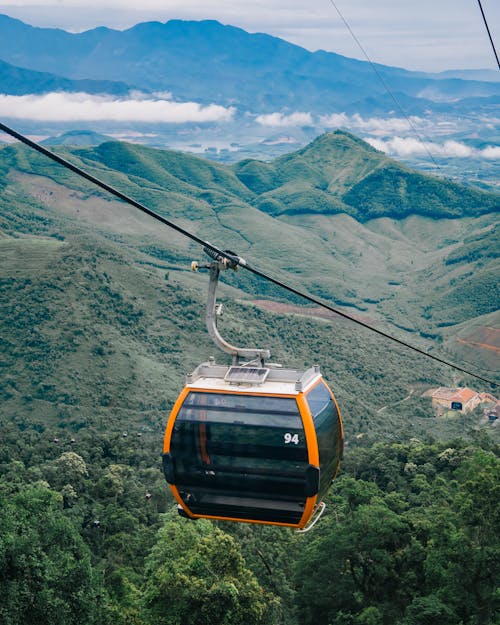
top-left (0, 59), bottom-right (133, 96)
top-left (0, 14), bottom-right (499, 116)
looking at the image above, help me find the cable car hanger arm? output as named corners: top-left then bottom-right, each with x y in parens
top-left (192, 249), bottom-right (270, 365)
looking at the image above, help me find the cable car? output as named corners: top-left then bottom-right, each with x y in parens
top-left (162, 252), bottom-right (343, 529)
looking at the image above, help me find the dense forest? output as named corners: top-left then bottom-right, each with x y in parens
top-left (1, 428), bottom-right (498, 625)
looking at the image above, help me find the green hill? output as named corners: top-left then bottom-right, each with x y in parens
top-left (41, 130), bottom-right (113, 147)
top-left (233, 131), bottom-right (499, 220)
top-left (1, 131), bottom-right (498, 384)
top-left (1, 128), bottom-right (499, 625)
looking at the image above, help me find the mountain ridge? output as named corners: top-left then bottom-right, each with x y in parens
top-left (1, 128), bottom-right (498, 383)
top-left (232, 131), bottom-right (499, 220)
top-left (0, 14), bottom-right (498, 115)
top-left (0, 58), bottom-right (134, 96)
top-left (2, 131), bottom-right (498, 222)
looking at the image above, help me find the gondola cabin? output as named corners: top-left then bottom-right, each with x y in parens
top-left (163, 360), bottom-right (343, 529)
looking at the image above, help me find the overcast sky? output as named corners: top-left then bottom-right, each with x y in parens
top-left (2, 0), bottom-right (499, 72)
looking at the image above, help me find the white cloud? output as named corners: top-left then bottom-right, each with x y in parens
top-left (366, 136), bottom-right (499, 159)
top-left (320, 112), bottom-right (425, 136)
top-left (481, 145), bottom-right (500, 159)
top-left (255, 111), bottom-right (313, 127)
top-left (0, 92), bottom-right (235, 123)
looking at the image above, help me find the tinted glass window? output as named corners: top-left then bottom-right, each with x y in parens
top-left (169, 391), bottom-right (309, 524)
top-left (306, 381), bottom-right (342, 499)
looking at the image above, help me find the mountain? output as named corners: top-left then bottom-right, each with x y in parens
top-left (2, 137), bottom-right (498, 445)
top-left (41, 130), bottom-right (113, 147)
top-left (233, 131), bottom-right (499, 220)
top-left (0, 58), bottom-right (134, 95)
top-left (1, 21), bottom-right (497, 624)
top-left (0, 14), bottom-right (498, 114)
top-left (434, 69), bottom-right (500, 82)
top-left (1, 131), bottom-right (498, 385)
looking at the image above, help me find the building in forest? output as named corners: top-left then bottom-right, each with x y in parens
top-left (431, 387), bottom-right (482, 414)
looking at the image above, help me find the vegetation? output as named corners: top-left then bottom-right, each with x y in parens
top-left (1, 133), bottom-right (499, 368)
top-left (0, 486), bottom-right (97, 625)
top-left (1, 432), bottom-right (498, 624)
top-left (233, 132), bottom-right (499, 221)
top-left (1, 133), bottom-right (498, 623)
top-left (294, 438), bottom-right (500, 625)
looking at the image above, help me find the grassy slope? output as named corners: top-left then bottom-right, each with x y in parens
top-left (0, 227), bottom-right (475, 446)
top-left (1, 132), bottom-right (498, 429)
top-left (3, 134), bottom-right (498, 307)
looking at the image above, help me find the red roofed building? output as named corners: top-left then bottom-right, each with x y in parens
top-left (431, 387), bottom-right (481, 414)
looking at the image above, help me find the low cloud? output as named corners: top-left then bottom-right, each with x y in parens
top-left (320, 112), bottom-right (425, 136)
top-left (0, 92), bottom-right (235, 123)
top-left (320, 112), bottom-right (499, 160)
top-left (255, 112), bottom-right (313, 127)
top-left (366, 136), bottom-right (500, 159)
top-left (481, 145), bottom-right (500, 159)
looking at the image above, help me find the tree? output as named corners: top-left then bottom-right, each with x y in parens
top-left (142, 512), bottom-right (280, 625)
top-left (401, 595), bottom-right (455, 625)
top-left (0, 484), bottom-right (98, 625)
top-left (295, 484), bottom-right (414, 625)
top-left (421, 450), bottom-right (500, 625)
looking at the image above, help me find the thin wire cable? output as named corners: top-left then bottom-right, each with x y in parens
top-left (242, 263), bottom-right (497, 386)
top-left (477, 0), bottom-right (500, 69)
top-left (327, 0), bottom-right (442, 170)
top-left (0, 121), bottom-right (497, 388)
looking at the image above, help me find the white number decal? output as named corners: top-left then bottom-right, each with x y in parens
top-left (284, 433), bottom-right (299, 445)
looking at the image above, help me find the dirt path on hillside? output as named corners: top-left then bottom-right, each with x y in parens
top-left (376, 388), bottom-right (415, 414)
top-left (252, 299), bottom-right (375, 324)
top-left (456, 337), bottom-right (500, 354)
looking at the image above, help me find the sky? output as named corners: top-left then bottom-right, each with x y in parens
top-left (1, 0), bottom-right (500, 72)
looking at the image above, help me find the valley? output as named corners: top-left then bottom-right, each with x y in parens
top-left (1, 131), bottom-right (498, 442)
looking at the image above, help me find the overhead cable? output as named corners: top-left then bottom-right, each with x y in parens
top-left (327, 0), bottom-right (442, 169)
top-left (477, 0), bottom-right (500, 69)
top-left (0, 121), bottom-right (497, 388)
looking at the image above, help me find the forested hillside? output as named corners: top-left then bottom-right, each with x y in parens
top-left (1, 430), bottom-right (498, 624)
top-left (1, 131), bottom-right (498, 370)
top-left (233, 132), bottom-right (499, 220)
top-left (1, 131), bottom-right (498, 624)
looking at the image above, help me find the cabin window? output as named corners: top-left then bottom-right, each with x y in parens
top-left (169, 391), bottom-right (309, 523)
top-left (306, 381), bottom-right (342, 498)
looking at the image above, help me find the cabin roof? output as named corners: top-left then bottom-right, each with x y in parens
top-left (185, 361), bottom-right (323, 395)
